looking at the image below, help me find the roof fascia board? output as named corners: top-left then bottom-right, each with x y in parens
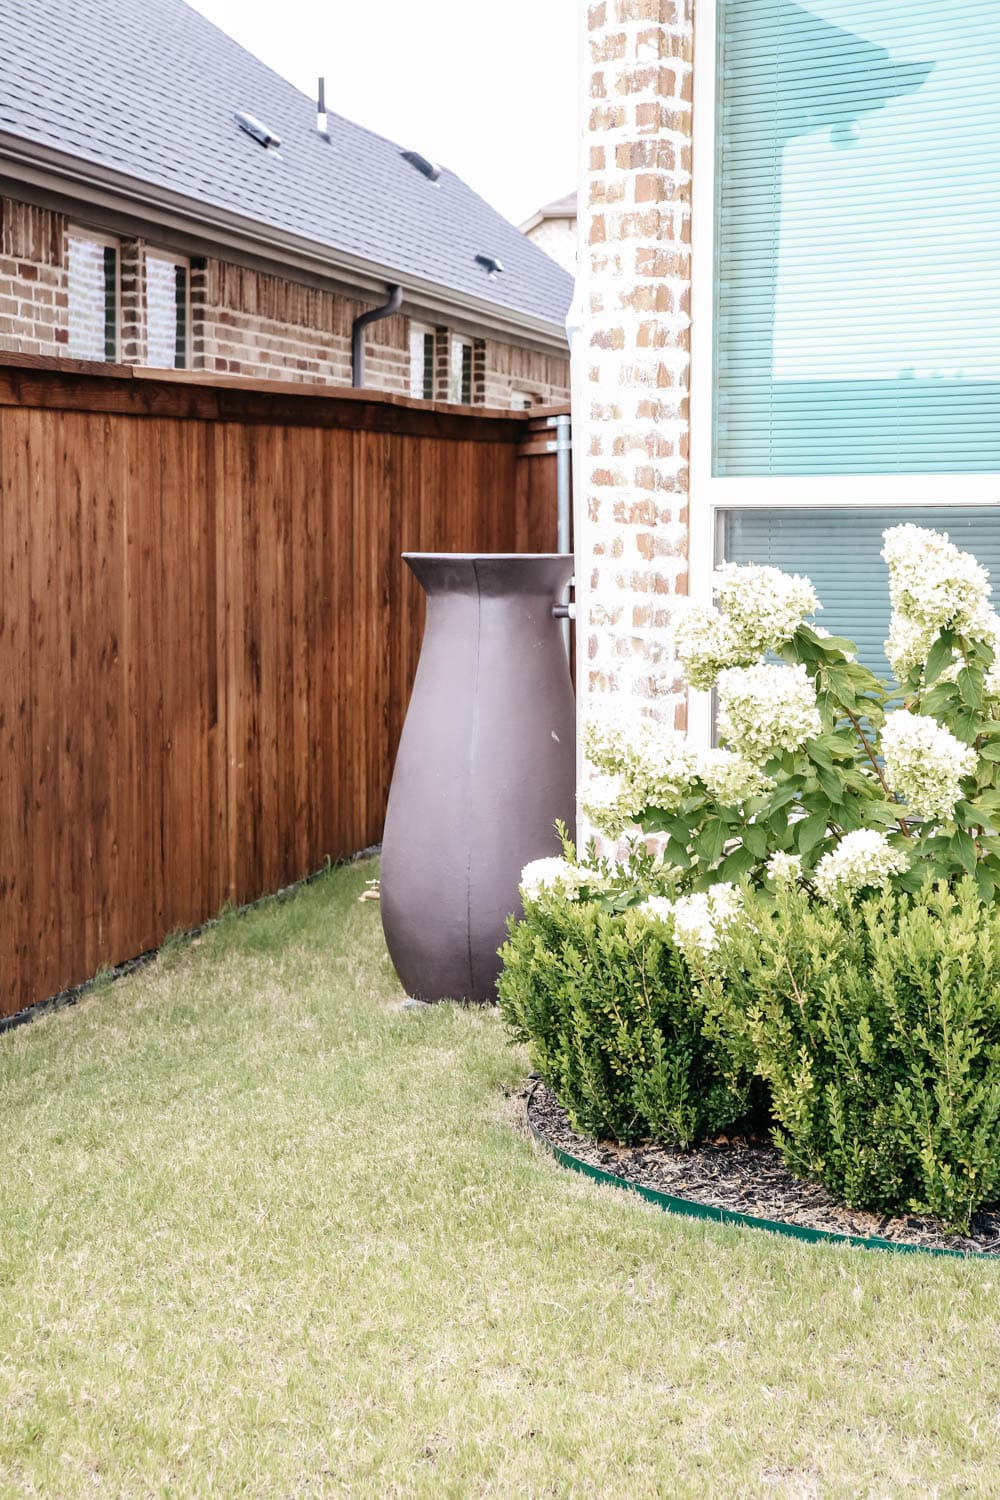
top-left (0, 134), bottom-right (569, 353)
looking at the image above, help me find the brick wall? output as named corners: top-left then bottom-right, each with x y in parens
top-left (0, 200), bottom-right (67, 356)
top-left (0, 194), bottom-right (570, 407)
top-left (482, 337), bottom-right (572, 408)
top-left (574, 0), bottom-right (695, 747)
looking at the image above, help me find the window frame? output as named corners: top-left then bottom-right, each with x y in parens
top-left (144, 248), bottom-right (191, 371)
top-left (66, 226), bottom-right (120, 363)
top-left (408, 322), bottom-right (435, 401)
top-left (687, 0), bottom-right (1000, 740)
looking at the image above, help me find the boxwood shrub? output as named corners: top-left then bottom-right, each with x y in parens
top-left (713, 878), bottom-right (1000, 1232)
top-left (497, 891), bottom-right (753, 1149)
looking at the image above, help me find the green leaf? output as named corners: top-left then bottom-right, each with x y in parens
top-left (958, 666), bottom-right (985, 710)
top-left (949, 828), bottom-right (977, 877)
top-left (795, 812), bottom-right (829, 856)
top-left (816, 765), bottom-right (844, 804)
top-left (976, 865), bottom-right (996, 903)
top-left (925, 630), bottom-right (955, 687)
top-left (664, 837), bottom-right (693, 870)
top-left (719, 843), bottom-right (756, 882)
top-left (953, 708), bottom-right (985, 745)
top-left (693, 818), bottom-right (727, 865)
top-left (743, 823), bottom-right (768, 858)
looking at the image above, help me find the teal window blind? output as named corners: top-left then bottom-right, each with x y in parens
top-left (722, 508), bottom-right (1000, 677)
top-left (714, 1), bottom-right (1000, 475)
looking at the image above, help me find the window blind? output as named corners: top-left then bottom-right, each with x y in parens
top-left (714, 0), bottom-right (1000, 475)
top-left (722, 507), bottom-right (1000, 677)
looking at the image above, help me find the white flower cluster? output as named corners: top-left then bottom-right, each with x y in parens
top-left (698, 747), bottom-right (775, 805)
top-left (716, 663), bottom-right (822, 765)
top-left (675, 606), bottom-right (754, 692)
top-left (519, 857), bottom-right (585, 902)
top-left (812, 830), bottom-right (909, 905)
top-left (579, 772), bottom-right (639, 838)
top-left (676, 563), bottom-right (819, 692)
top-left (766, 850), bottom-right (803, 885)
top-left (581, 714), bottom-right (701, 835)
top-left (638, 884), bottom-right (743, 969)
top-left (880, 710), bottom-right (976, 824)
top-left (715, 562), bottom-right (820, 658)
top-left (882, 525), bottom-right (998, 679)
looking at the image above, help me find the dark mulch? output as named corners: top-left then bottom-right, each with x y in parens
top-left (524, 1078), bottom-right (1000, 1256)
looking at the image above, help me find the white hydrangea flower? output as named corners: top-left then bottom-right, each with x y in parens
top-left (697, 747), bottom-right (775, 805)
top-left (670, 884), bottom-right (743, 970)
top-left (676, 604), bottom-right (755, 692)
top-left (714, 562), bottom-right (820, 657)
top-left (885, 613), bottom-right (937, 680)
top-left (520, 857), bottom-right (585, 902)
top-left (880, 710), bottom-right (977, 823)
top-left (582, 714), bottom-right (699, 824)
top-left (882, 525), bottom-right (992, 639)
top-left (579, 772), bottom-right (639, 838)
top-left (767, 851), bottom-right (803, 885)
top-left (716, 663), bottom-right (822, 764)
top-left (812, 830), bottom-right (909, 905)
top-left (636, 895), bottom-right (674, 925)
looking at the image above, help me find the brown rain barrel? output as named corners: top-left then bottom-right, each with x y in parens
top-left (380, 553), bottom-right (576, 1003)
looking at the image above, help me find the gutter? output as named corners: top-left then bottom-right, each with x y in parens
top-left (352, 284), bottom-right (403, 387)
top-left (0, 133), bottom-right (570, 354)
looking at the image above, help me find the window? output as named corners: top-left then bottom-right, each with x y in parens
top-left (409, 323), bottom-right (435, 400)
top-left (67, 231), bottom-right (118, 361)
top-left (449, 336), bottom-right (473, 405)
top-left (146, 252), bottom-right (189, 369)
top-left (690, 1), bottom-right (1000, 735)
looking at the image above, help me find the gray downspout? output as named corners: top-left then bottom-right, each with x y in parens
top-left (351, 285), bottom-right (404, 388)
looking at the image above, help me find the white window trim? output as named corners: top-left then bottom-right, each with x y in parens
top-left (688, 0), bottom-right (1000, 740)
top-left (145, 248), bottom-right (191, 370)
top-left (67, 226), bottom-right (121, 363)
top-left (408, 321), bottom-right (434, 401)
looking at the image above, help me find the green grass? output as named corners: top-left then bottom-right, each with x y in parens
top-left (2, 858), bottom-right (1000, 1497)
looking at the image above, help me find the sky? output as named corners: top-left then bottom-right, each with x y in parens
top-left (186, 0), bottom-right (579, 227)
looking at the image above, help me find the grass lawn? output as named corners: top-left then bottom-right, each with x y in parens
top-left (2, 857), bottom-right (999, 1497)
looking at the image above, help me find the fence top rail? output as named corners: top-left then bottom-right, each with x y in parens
top-left (0, 352), bottom-right (570, 440)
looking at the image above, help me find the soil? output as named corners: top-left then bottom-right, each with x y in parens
top-left (524, 1078), bottom-right (1000, 1256)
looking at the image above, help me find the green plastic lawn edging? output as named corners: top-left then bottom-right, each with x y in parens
top-left (527, 1116), bottom-right (997, 1261)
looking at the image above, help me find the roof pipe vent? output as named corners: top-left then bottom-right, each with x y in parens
top-left (316, 77), bottom-right (329, 139)
top-left (475, 253), bottom-right (504, 281)
top-left (401, 150), bottom-right (441, 183)
top-left (235, 111), bottom-right (282, 151)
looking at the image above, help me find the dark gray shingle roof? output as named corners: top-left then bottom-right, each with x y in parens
top-left (0, 0), bottom-right (573, 330)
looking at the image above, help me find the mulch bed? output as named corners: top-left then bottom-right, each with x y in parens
top-left (524, 1078), bottom-right (1000, 1256)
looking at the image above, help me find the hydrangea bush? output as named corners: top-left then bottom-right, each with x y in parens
top-left (582, 527), bottom-right (1000, 907)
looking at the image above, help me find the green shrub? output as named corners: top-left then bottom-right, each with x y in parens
top-left (497, 891), bottom-right (752, 1148)
top-left (714, 879), bottom-right (1000, 1231)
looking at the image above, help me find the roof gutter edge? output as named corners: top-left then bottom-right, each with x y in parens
top-left (0, 134), bottom-right (570, 352)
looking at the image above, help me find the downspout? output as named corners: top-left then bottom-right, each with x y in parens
top-left (351, 284), bottom-right (403, 388)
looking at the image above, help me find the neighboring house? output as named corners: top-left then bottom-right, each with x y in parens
top-left (0, 0), bottom-right (572, 409)
top-left (573, 0), bottom-right (1000, 748)
top-left (519, 193), bottom-right (578, 275)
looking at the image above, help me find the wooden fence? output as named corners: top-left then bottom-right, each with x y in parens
top-left (0, 355), bottom-right (567, 1016)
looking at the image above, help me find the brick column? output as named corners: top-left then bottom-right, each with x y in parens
top-left (573, 0), bottom-right (695, 751)
top-left (119, 239), bottom-right (145, 363)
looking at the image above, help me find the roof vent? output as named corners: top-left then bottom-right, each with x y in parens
top-left (475, 253), bottom-right (504, 280)
top-left (316, 77), bottom-right (329, 139)
top-left (401, 150), bottom-right (441, 182)
top-left (235, 111), bottom-right (282, 151)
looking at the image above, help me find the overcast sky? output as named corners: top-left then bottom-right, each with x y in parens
top-left (185, 0), bottom-right (579, 227)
